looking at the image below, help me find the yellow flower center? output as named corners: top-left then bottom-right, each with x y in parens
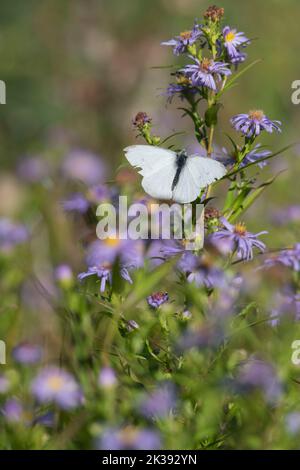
top-left (225, 31), bottom-right (236, 42)
top-left (234, 222), bottom-right (247, 236)
top-left (47, 375), bottom-right (65, 392)
top-left (249, 110), bottom-right (264, 121)
top-left (104, 237), bottom-right (120, 247)
top-left (200, 58), bottom-right (213, 72)
top-left (180, 30), bottom-right (192, 40)
top-left (176, 75), bottom-right (192, 86)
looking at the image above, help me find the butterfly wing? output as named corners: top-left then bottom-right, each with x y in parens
top-left (172, 155), bottom-right (226, 203)
top-left (124, 145), bottom-right (177, 200)
top-left (124, 145), bottom-right (176, 176)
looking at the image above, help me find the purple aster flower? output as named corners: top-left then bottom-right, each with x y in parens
top-left (86, 238), bottom-right (144, 269)
top-left (147, 291), bottom-right (169, 309)
top-left (17, 156), bottom-right (49, 183)
top-left (62, 149), bottom-right (106, 186)
top-left (236, 358), bottom-right (282, 403)
top-left (182, 58), bottom-right (231, 91)
top-left (264, 244), bottom-right (300, 272)
top-left (78, 264), bottom-right (132, 292)
top-left (97, 426), bottom-right (161, 450)
top-left (285, 412), bottom-right (300, 435)
top-left (209, 218), bottom-right (267, 261)
top-left (178, 252), bottom-right (226, 289)
top-left (217, 144), bottom-right (272, 169)
top-left (98, 367), bottom-right (117, 388)
top-left (231, 110), bottom-right (281, 138)
top-left (34, 411), bottom-right (55, 428)
top-left (161, 25), bottom-right (203, 56)
top-left (223, 26), bottom-right (250, 59)
top-left (0, 375), bottom-right (10, 394)
top-left (164, 74), bottom-right (197, 103)
top-left (269, 293), bottom-right (300, 326)
top-left (140, 383), bottom-right (176, 419)
top-left (2, 399), bottom-right (24, 423)
top-left (62, 193), bottom-right (90, 213)
top-left (0, 218), bottom-right (28, 252)
top-left (12, 343), bottom-right (42, 365)
top-left (31, 367), bottom-right (82, 409)
top-left (54, 264), bottom-right (73, 285)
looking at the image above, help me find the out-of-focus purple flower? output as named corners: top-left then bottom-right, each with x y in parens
top-left (86, 238), bottom-right (144, 269)
top-left (272, 206), bottom-right (300, 225)
top-left (264, 244), bottom-right (300, 272)
top-left (0, 375), bottom-right (10, 394)
top-left (62, 193), bottom-right (90, 213)
top-left (12, 343), bottom-right (42, 365)
top-left (31, 367), bottom-right (82, 409)
top-left (223, 26), bottom-right (250, 59)
top-left (98, 367), bottom-right (117, 389)
top-left (161, 25), bottom-right (203, 56)
top-left (54, 264), bottom-right (73, 285)
top-left (97, 426), bottom-right (161, 450)
top-left (2, 399), bottom-right (23, 423)
top-left (285, 412), bottom-right (300, 435)
top-left (209, 218), bottom-right (267, 261)
top-left (231, 110), bottom-right (281, 138)
top-left (236, 358), bottom-right (282, 403)
top-left (269, 293), bottom-right (300, 326)
top-left (178, 252), bottom-right (226, 289)
top-left (182, 58), bottom-right (231, 90)
top-left (88, 184), bottom-right (111, 203)
top-left (17, 156), bottom-right (49, 183)
top-left (78, 264), bottom-right (132, 292)
top-left (126, 319), bottom-right (140, 332)
top-left (140, 383), bottom-right (176, 419)
top-left (34, 411), bottom-right (55, 428)
top-left (62, 149), bottom-right (106, 186)
top-left (177, 324), bottom-right (224, 352)
top-left (0, 218), bottom-right (28, 252)
top-left (147, 292), bottom-right (169, 309)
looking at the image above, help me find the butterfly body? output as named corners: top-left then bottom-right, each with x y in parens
top-left (124, 145), bottom-right (226, 203)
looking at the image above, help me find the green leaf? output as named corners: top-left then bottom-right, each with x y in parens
top-left (216, 59), bottom-right (261, 98)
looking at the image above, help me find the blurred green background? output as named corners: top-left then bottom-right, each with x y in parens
top-left (0, 0), bottom-right (299, 236)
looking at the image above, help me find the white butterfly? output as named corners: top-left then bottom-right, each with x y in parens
top-left (124, 145), bottom-right (226, 203)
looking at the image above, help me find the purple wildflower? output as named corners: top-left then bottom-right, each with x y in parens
top-left (2, 399), bottom-right (24, 423)
top-left (218, 144), bottom-right (272, 169)
top-left (264, 244), bottom-right (300, 272)
top-left (223, 26), bottom-right (250, 60)
top-left (0, 375), bottom-right (10, 394)
top-left (165, 74), bottom-right (197, 103)
top-left (269, 293), bottom-right (300, 326)
top-left (161, 25), bottom-right (203, 56)
top-left (98, 426), bottom-right (161, 450)
top-left (231, 110), bottom-right (281, 138)
top-left (86, 238), bottom-right (144, 269)
top-left (54, 264), bottom-right (73, 285)
top-left (0, 218), bottom-right (28, 252)
top-left (272, 206), bottom-right (300, 225)
top-left (178, 252), bottom-right (226, 289)
top-left (182, 58), bottom-right (231, 91)
top-left (147, 292), bottom-right (169, 309)
top-left (177, 324), bottom-right (224, 352)
top-left (62, 149), bottom-right (106, 186)
top-left (62, 193), bottom-right (89, 213)
top-left (209, 218), bottom-right (267, 261)
top-left (98, 367), bottom-right (117, 389)
top-left (31, 367), bottom-right (82, 409)
top-left (285, 412), bottom-right (300, 435)
top-left (236, 358), bottom-right (282, 403)
top-left (140, 383), bottom-right (176, 418)
top-left (12, 343), bottom-right (42, 365)
top-left (78, 264), bottom-right (132, 292)
top-left (17, 156), bottom-right (49, 183)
